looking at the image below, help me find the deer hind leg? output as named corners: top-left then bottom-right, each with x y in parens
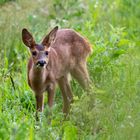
top-left (58, 76), bottom-right (73, 114)
top-left (71, 61), bottom-right (90, 90)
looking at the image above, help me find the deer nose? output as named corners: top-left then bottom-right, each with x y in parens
top-left (37, 60), bottom-right (46, 67)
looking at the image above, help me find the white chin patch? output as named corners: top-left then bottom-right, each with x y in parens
top-left (36, 63), bottom-right (40, 68)
top-left (36, 64), bottom-right (44, 68)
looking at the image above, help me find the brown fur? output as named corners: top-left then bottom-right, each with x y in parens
top-left (22, 26), bottom-right (92, 117)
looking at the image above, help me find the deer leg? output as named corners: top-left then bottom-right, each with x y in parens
top-left (71, 62), bottom-right (90, 90)
top-left (35, 93), bottom-right (44, 121)
top-left (58, 76), bottom-right (73, 115)
top-left (47, 84), bottom-right (55, 108)
top-left (64, 76), bottom-right (73, 103)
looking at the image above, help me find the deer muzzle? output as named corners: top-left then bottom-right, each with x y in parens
top-left (36, 60), bottom-right (46, 67)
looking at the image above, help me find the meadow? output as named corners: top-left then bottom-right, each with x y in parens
top-left (0, 0), bottom-right (140, 139)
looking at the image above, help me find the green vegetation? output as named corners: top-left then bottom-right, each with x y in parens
top-left (0, 0), bottom-right (140, 139)
top-left (0, 0), bottom-right (14, 5)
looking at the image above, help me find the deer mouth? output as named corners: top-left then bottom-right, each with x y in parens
top-left (36, 60), bottom-right (47, 68)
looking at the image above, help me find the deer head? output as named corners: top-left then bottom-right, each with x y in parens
top-left (22, 26), bottom-right (58, 68)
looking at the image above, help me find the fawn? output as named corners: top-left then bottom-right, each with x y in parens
top-left (22, 26), bottom-right (92, 117)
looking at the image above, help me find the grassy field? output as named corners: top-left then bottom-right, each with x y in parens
top-left (0, 0), bottom-right (140, 139)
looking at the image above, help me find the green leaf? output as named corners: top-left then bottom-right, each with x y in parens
top-left (62, 122), bottom-right (78, 140)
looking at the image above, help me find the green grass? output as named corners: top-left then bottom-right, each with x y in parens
top-left (0, 0), bottom-right (140, 139)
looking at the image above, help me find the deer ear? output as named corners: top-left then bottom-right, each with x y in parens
top-left (42, 26), bottom-right (58, 47)
top-left (22, 28), bottom-right (35, 48)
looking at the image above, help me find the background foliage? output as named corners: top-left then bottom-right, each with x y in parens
top-left (0, 0), bottom-right (140, 139)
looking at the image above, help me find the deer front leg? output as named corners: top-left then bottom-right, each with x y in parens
top-left (35, 93), bottom-right (44, 121)
top-left (47, 84), bottom-right (55, 108)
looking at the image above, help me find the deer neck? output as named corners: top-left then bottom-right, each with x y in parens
top-left (48, 47), bottom-right (59, 75)
top-left (30, 65), bottom-right (49, 84)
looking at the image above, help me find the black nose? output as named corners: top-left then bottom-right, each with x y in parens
top-left (37, 60), bottom-right (46, 67)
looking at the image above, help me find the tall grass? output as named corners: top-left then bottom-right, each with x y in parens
top-left (0, 0), bottom-right (140, 139)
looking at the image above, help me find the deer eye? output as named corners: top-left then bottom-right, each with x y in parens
top-left (45, 51), bottom-right (48, 55)
top-left (32, 51), bottom-right (37, 56)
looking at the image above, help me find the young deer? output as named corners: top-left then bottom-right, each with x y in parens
top-left (22, 26), bottom-right (92, 117)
